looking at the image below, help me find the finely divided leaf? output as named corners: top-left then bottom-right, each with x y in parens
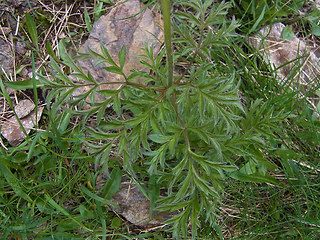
top-left (119, 45), bottom-right (126, 70)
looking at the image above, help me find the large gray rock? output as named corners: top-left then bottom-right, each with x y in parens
top-left (77, 0), bottom-right (163, 91)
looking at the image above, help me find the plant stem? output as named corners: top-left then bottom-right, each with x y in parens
top-left (161, 0), bottom-right (173, 87)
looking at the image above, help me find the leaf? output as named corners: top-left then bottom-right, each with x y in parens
top-left (80, 185), bottom-right (118, 207)
top-left (311, 22), bottom-right (320, 36)
top-left (94, 1), bottom-right (104, 21)
top-left (58, 40), bottom-right (82, 73)
top-left (158, 200), bottom-right (191, 212)
top-left (102, 168), bottom-right (122, 199)
top-left (98, 89), bottom-right (121, 97)
top-left (51, 87), bottom-right (76, 115)
top-left (84, 5), bottom-right (92, 32)
top-left (204, 160), bottom-right (239, 172)
top-left (46, 40), bottom-right (61, 63)
top-left (140, 119), bottom-right (149, 149)
top-left (49, 57), bottom-right (74, 85)
top-left (150, 113), bottom-right (162, 133)
top-left (192, 167), bottom-right (220, 198)
top-left (149, 134), bottom-right (172, 143)
top-left (191, 195), bottom-right (200, 237)
top-left (98, 143), bottom-right (113, 171)
top-left (96, 101), bottom-right (109, 124)
top-left (147, 143), bottom-right (169, 174)
top-left (281, 25), bottom-right (295, 40)
top-left (175, 171), bottom-right (192, 201)
top-left (100, 43), bottom-right (117, 66)
top-left (71, 72), bottom-right (97, 84)
top-left (113, 94), bottom-right (121, 116)
top-left (86, 127), bottom-right (120, 139)
top-left (118, 45), bottom-right (126, 70)
top-left (4, 78), bottom-right (44, 90)
top-left (248, 5), bottom-right (266, 34)
top-left (0, 158), bottom-right (32, 202)
top-left (31, 52), bottom-right (39, 126)
top-left (99, 118), bottom-right (125, 130)
top-left (45, 194), bottom-right (93, 232)
top-left (35, 198), bottom-right (56, 214)
top-left (149, 177), bottom-right (160, 215)
top-left (125, 113), bottom-right (149, 125)
top-left (103, 66), bottom-right (123, 75)
top-left (111, 217), bottom-right (122, 228)
top-left (229, 171), bottom-right (279, 184)
top-left (169, 132), bottom-right (182, 155)
top-left (25, 13), bottom-right (39, 51)
top-left (11, 151), bottom-right (28, 163)
top-left (88, 47), bottom-right (106, 61)
top-left (57, 112), bottom-right (71, 134)
top-left (174, 11), bottom-right (200, 26)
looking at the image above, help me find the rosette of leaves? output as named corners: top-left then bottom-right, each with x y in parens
top-left (38, 0), bottom-right (287, 238)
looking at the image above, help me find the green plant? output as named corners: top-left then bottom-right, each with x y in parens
top-left (34, 0), bottom-right (294, 238)
top-left (3, 0), bottom-right (319, 239)
top-left (230, 0), bottom-right (306, 33)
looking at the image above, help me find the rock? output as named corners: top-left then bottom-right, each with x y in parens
top-left (15, 40), bottom-right (27, 56)
top-left (0, 29), bottom-right (27, 76)
top-left (0, 37), bottom-right (14, 75)
top-left (1, 104), bottom-right (43, 147)
top-left (14, 99), bottom-right (35, 118)
top-left (77, 0), bottom-right (163, 92)
top-left (109, 180), bottom-right (172, 228)
top-left (249, 23), bottom-right (320, 88)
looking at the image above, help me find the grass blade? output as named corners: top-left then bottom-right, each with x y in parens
top-left (0, 158), bottom-right (32, 202)
top-left (84, 4), bottom-right (93, 32)
top-left (25, 13), bottom-right (39, 51)
top-left (46, 40), bottom-right (61, 63)
top-left (81, 185), bottom-right (119, 208)
top-left (44, 194), bottom-right (93, 232)
top-left (32, 52), bottom-right (39, 128)
top-left (248, 5), bottom-right (266, 34)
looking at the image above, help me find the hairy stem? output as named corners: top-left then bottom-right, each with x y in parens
top-left (161, 0), bottom-right (173, 87)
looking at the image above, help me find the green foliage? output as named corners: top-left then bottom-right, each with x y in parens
top-left (305, 7), bottom-right (320, 36)
top-left (230, 0), bottom-right (306, 33)
top-left (231, 0), bottom-right (320, 37)
top-left (1, 0), bottom-right (319, 239)
top-left (33, 0), bottom-right (296, 238)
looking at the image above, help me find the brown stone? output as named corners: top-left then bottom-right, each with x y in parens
top-left (1, 106), bottom-right (43, 146)
top-left (249, 23), bottom-right (320, 88)
top-left (14, 99), bottom-right (35, 119)
top-left (77, 0), bottom-right (163, 92)
top-left (109, 180), bottom-right (172, 228)
top-left (0, 38), bottom-right (14, 75)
